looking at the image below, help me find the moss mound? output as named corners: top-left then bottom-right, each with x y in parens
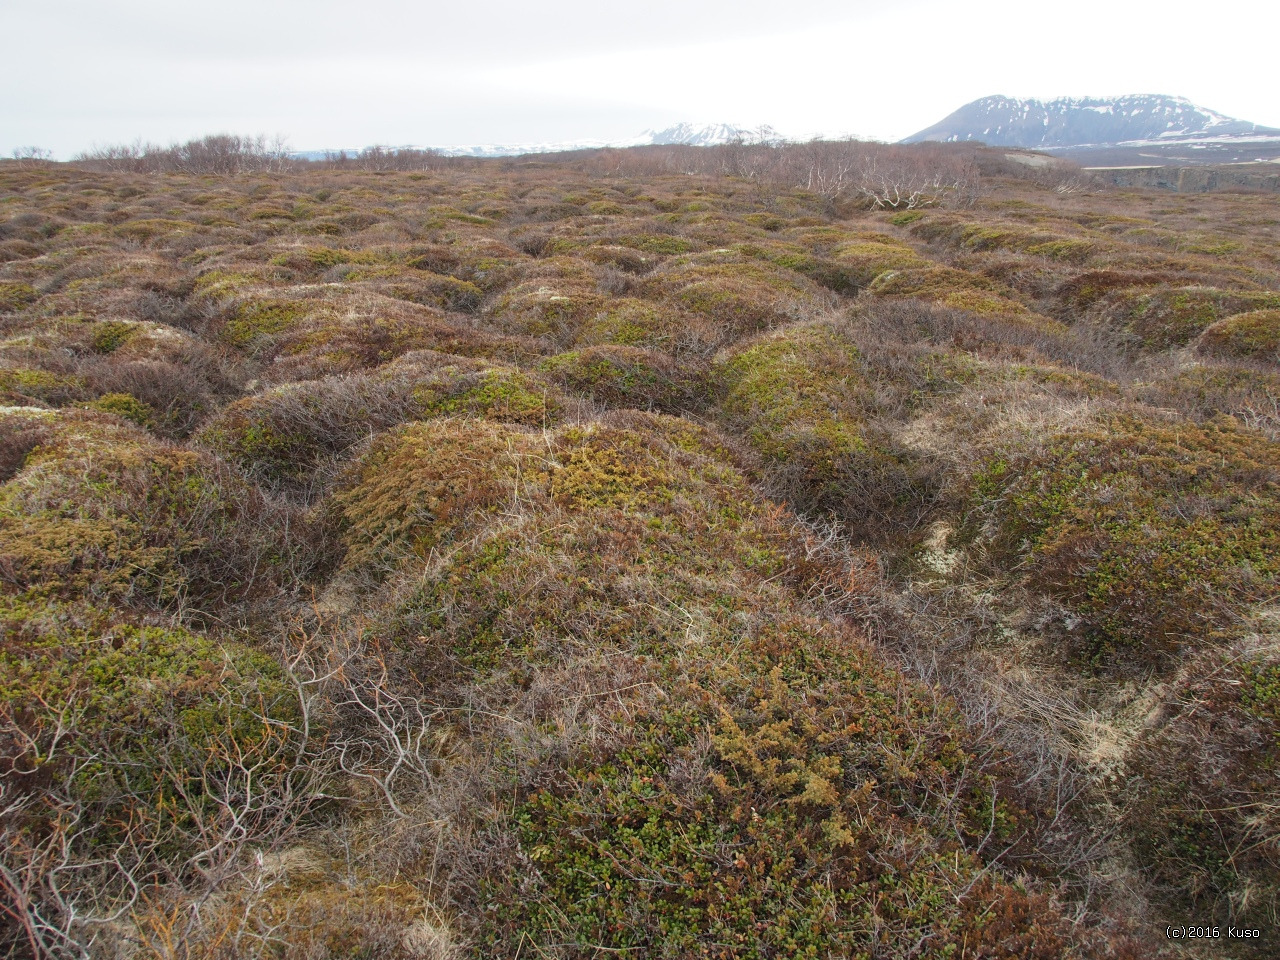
top-left (829, 233), bottom-right (931, 286)
top-left (375, 414), bottom-right (1073, 957)
top-left (539, 344), bottom-right (700, 412)
top-left (488, 258), bottom-right (606, 345)
top-left (640, 257), bottom-right (826, 341)
top-left (970, 415), bottom-right (1280, 668)
top-left (1138, 364), bottom-right (1280, 430)
top-left (1196, 309), bottom-right (1280, 363)
top-left (0, 282), bottom-right (39, 313)
top-left (203, 353), bottom-right (561, 492)
top-left (713, 322), bottom-right (933, 538)
top-left (332, 418), bottom-right (530, 576)
top-left (0, 367), bottom-right (86, 407)
top-left (222, 297), bottom-right (315, 349)
top-left (0, 412), bottom-right (316, 612)
top-left (913, 219), bottom-right (1099, 265)
top-left (573, 297), bottom-right (680, 349)
top-left (256, 296), bottom-right (532, 384)
top-left (1100, 287), bottom-right (1280, 350)
top-left (866, 263), bottom-right (1051, 332)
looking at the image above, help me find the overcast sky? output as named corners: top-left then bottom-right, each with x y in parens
top-left (5, 0), bottom-right (1277, 157)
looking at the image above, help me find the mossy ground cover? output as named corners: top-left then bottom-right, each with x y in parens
top-left (1120, 639), bottom-right (1280, 949)
top-left (1098, 286), bottom-right (1280, 349)
top-left (0, 410), bottom-right (316, 613)
top-left (367, 415), bottom-right (1072, 957)
top-left (0, 595), bottom-right (304, 870)
top-left (1197, 308), bottom-right (1280, 362)
top-left (710, 322), bottom-right (932, 538)
top-left (3, 156), bottom-right (1280, 957)
top-left (969, 414), bottom-right (1280, 669)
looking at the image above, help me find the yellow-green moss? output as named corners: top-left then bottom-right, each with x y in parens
top-left (971, 415), bottom-right (1280, 667)
top-left (0, 414), bottom-right (311, 608)
top-left (0, 367), bottom-right (85, 406)
top-left (223, 298), bottom-right (313, 348)
top-left (86, 391), bottom-right (154, 426)
top-left (1197, 309), bottom-right (1280, 362)
top-left (0, 281), bottom-right (39, 312)
top-left (0, 596), bottom-right (304, 867)
top-left (333, 419), bottom-right (526, 573)
top-left (830, 235), bottom-right (931, 287)
top-left (90, 319), bottom-right (138, 354)
top-left (539, 345), bottom-right (697, 412)
top-left (417, 367), bottom-right (559, 425)
top-left (1104, 287), bottom-right (1280, 349)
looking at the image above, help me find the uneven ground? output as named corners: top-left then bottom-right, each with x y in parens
top-left (1, 155), bottom-right (1278, 959)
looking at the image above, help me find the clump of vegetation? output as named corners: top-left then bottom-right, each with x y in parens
top-left (0, 412), bottom-right (318, 614)
top-left (1196, 308), bottom-right (1280, 362)
top-left (914, 219), bottom-right (1099, 264)
top-left (0, 281), bottom-right (39, 312)
top-left (378, 414), bottom-right (1071, 956)
top-left (488, 258), bottom-right (605, 345)
top-left (969, 414), bottom-right (1280, 669)
top-left (640, 256), bottom-right (828, 342)
top-left (415, 364), bottom-right (561, 425)
top-left (222, 297), bottom-right (314, 348)
top-left (1121, 638), bottom-right (1280, 947)
top-left (0, 596), bottom-right (304, 866)
top-left (331, 418), bottom-right (529, 576)
top-left (573, 296), bottom-right (677, 349)
top-left (1099, 287), bottom-right (1280, 349)
top-left (1137, 364), bottom-right (1280, 438)
top-left (0, 367), bottom-right (86, 407)
top-left (89, 319), bottom-right (139, 354)
top-left (830, 232), bottom-right (932, 286)
top-left (713, 321), bottom-right (935, 540)
top-left (86, 391), bottom-right (154, 426)
top-left (539, 344), bottom-right (700, 412)
top-left (1054, 269), bottom-right (1178, 314)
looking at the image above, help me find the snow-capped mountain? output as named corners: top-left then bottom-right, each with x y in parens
top-left (903, 95), bottom-right (1280, 149)
top-left (294, 123), bottom-right (780, 161)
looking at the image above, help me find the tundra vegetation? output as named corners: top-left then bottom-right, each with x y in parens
top-left (1, 137), bottom-right (1278, 959)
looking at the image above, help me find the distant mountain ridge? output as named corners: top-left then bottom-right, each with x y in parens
top-left (293, 123), bottom-right (779, 161)
top-left (903, 95), bottom-right (1280, 149)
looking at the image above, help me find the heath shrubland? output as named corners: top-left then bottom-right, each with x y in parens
top-left (1, 147), bottom-right (1276, 958)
